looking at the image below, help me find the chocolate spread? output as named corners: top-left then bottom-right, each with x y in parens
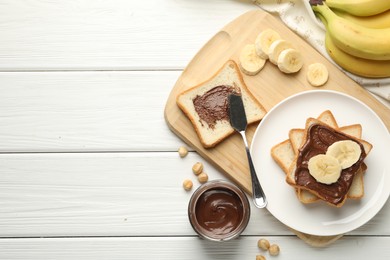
top-left (295, 124), bottom-right (367, 206)
top-left (193, 85), bottom-right (238, 129)
top-left (195, 188), bottom-right (244, 236)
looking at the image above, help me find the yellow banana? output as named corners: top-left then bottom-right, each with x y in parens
top-left (326, 0), bottom-right (390, 17)
top-left (324, 30), bottom-right (390, 78)
top-left (334, 9), bottom-right (390, 29)
top-left (312, 1), bottom-right (390, 61)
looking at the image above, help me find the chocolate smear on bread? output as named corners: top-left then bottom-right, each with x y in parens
top-left (295, 123), bottom-right (366, 206)
top-left (193, 85), bottom-right (239, 129)
top-left (176, 60), bottom-right (266, 148)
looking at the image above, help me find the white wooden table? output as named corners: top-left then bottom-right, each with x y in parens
top-left (0, 1), bottom-right (389, 259)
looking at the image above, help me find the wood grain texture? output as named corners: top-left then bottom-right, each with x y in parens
top-left (0, 0), bottom-right (389, 258)
top-left (0, 71), bottom-right (185, 152)
top-left (1, 236), bottom-right (390, 260)
top-left (0, 152), bottom-right (286, 237)
top-left (0, 152), bottom-right (388, 237)
top-left (0, 0), bottom-right (255, 70)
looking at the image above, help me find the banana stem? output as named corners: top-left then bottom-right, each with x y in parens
top-left (311, 2), bottom-right (338, 21)
top-left (309, 0), bottom-right (324, 6)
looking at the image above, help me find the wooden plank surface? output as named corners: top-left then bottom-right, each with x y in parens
top-left (1, 236), bottom-right (390, 260)
top-left (0, 152), bottom-right (388, 237)
top-left (0, 152), bottom-right (291, 237)
top-left (0, 71), bottom-right (182, 152)
top-left (0, 0), bottom-right (389, 258)
top-left (0, 0), bottom-right (256, 70)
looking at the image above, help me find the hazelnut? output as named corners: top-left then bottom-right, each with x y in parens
top-left (269, 244), bottom-right (280, 256)
top-left (183, 179), bottom-right (193, 191)
top-left (256, 255), bottom-right (266, 260)
top-left (178, 146), bottom-right (188, 158)
top-left (197, 172), bottom-right (208, 183)
top-left (258, 238), bottom-right (270, 251)
top-left (192, 162), bottom-right (203, 175)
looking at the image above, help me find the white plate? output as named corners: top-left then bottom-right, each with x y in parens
top-left (250, 90), bottom-right (390, 236)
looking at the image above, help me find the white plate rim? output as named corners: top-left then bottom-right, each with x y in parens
top-left (250, 89), bottom-right (390, 236)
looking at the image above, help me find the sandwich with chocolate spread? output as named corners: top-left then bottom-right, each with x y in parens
top-left (176, 60), bottom-right (266, 148)
top-left (286, 118), bottom-right (372, 207)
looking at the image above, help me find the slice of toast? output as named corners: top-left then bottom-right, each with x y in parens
top-left (272, 111), bottom-right (338, 174)
top-left (176, 60), bottom-right (266, 148)
top-left (291, 124), bottom-right (370, 203)
top-left (286, 118), bottom-right (371, 207)
top-left (289, 110), bottom-right (338, 152)
top-left (339, 124), bottom-right (362, 139)
top-left (271, 139), bottom-right (295, 174)
top-left (272, 110), bottom-right (339, 204)
top-left (271, 110), bottom-right (372, 206)
top-left (278, 125), bottom-right (372, 204)
top-left (291, 123), bottom-right (367, 203)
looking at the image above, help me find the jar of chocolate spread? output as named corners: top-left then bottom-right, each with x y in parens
top-left (188, 180), bottom-right (250, 241)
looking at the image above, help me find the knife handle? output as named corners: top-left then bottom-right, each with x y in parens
top-left (240, 131), bottom-right (267, 208)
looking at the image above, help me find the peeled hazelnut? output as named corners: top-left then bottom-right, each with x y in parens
top-left (269, 244), bottom-right (280, 256)
top-left (178, 146), bottom-right (188, 158)
top-left (183, 179), bottom-right (193, 191)
top-left (258, 238), bottom-right (270, 251)
top-left (256, 255), bottom-right (266, 260)
top-left (192, 162), bottom-right (203, 175)
top-left (197, 172), bottom-right (208, 183)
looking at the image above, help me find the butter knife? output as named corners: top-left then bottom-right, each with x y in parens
top-left (228, 93), bottom-right (267, 208)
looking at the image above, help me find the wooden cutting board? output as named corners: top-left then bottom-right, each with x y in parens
top-left (164, 9), bottom-right (390, 246)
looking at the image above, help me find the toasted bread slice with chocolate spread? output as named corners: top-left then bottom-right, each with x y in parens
top-left (271, 110), bottom-right (372, 206)
top-left (286, 118), bottom-right (371, 207)
top-left (176, 60), bottom-right (266, 148)
top-left (272, 111), bottom-right (340, 204)
top-left (289, 110), bottom-right (339, 153)
top-left (292, 123), bottom-right (368, 204)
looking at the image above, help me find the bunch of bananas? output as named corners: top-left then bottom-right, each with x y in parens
top-left (310, 0), bottom-right (390, 78)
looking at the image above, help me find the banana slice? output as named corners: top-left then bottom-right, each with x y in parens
top-left (239, 44), bottom-right (266, 76)
top-left (307, 63), bottom-right (329, 87)
top-left (308, 154), bottom-right (342, 184)
top-left (268, 39), bottom-right (294, 65)
top-left (326, 140), bottom-right (362, 169)
top-left (277, 49), bottom-right (303, 74)
top-left (254, 29), bottom-right (281, 59)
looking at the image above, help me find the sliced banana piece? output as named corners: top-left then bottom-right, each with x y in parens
top-left (254, 29), bottom-right (281, 59)
top-left (277, 49), bottom-right (303, 74)
top-left (308, 154), bottom-right (342, 184)
top-left (239, 44), bottom-right (266, 76)
top-left (326, 140), bottom-right (362, 169)
top-left (268, 39), bottom-right (294, 65)
top-left (307, 63), bottom-right (329, 87)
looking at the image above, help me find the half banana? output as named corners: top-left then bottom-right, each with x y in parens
top-left (239, 44), bottom-right (266, 76)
